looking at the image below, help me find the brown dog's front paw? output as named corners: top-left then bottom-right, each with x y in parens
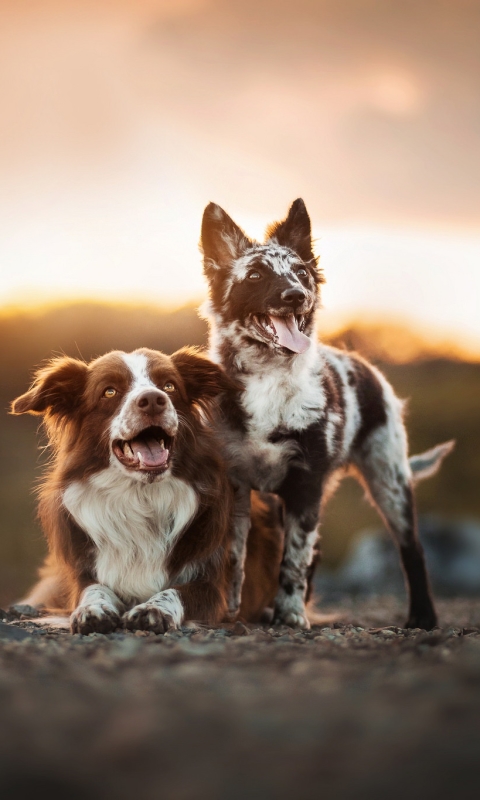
top-left (70, 604), bottom-right (121, 635)
top-left (123, 603), bottom-right (176, 635)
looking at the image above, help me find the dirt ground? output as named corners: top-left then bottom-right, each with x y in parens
top-left (0, 596), bottom-right (479, 800)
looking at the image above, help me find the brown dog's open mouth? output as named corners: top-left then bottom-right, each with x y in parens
top-left (251, 314), bottom-right (311, 354)
top-left (112, 426), bottom-right (174, 474)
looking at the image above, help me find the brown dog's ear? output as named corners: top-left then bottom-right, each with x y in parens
top-left (201, 202), bottom-right (253, 276)
top-left (171, 347), bottom-right (239, 407)
top-left (11, 357), bottom-right (88, 417)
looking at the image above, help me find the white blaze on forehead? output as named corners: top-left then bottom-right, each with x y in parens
top-left (109, 351), bottom-right (178, 443)
top-left (121, 352), bottom-right (154, 391)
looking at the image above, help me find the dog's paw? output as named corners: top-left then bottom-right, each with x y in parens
top-left (123, 603), bottom-right (177, 635)
top-left (273, 592), bottom-right (311, 629)
top-left (273, 595), bottom-right (311, 629)
top-left (273, 609), bottom-right (311, 629)
top-left (405, 611), bottom-right (438, 631)
top-left (70, 604), bottom-right (121, 635)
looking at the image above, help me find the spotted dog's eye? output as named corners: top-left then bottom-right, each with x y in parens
top-left (296, 268), bottom-right (308, 278)
top-left (103, 387), bottom-right (117, 398)
top-left (163, 382), bottom-right (176, 393)
top-left (247, 270), bottom-right (261, 281)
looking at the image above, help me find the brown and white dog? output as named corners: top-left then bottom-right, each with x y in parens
top-left (11, 347), bottom-right (240, 634)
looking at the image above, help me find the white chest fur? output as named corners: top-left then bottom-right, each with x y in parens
top-left (63, 470), bottom-right (199, 603)
top-left (241, 346), bottom-right (326, 438)
top-left (221, 346), bottom-right (328, 492)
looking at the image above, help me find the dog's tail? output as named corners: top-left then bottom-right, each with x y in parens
top-left (409, 440), bottom-right (455, 483)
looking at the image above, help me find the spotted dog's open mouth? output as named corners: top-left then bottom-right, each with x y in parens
top-left (251, 314), bottom-right (311, 354)
top-left (113, 425), bottom-right (173, 474)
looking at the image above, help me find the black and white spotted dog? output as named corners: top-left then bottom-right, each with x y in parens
top-left (200, 198), bottom-right (453, 630)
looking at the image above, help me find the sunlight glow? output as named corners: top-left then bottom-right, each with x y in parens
top-left (1, 204), bottom-right (480, 358)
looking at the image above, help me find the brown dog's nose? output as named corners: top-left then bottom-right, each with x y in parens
top-left (136, 390), bottom-right (167, 414)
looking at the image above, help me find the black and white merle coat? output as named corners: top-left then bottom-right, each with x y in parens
top-left (200, 198), bottom-right (452, 630)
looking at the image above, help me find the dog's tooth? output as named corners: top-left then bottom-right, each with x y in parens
top-left (159, 440), bottom-right (165, 450)
top-left (124, 442), bottom-right (134, 458)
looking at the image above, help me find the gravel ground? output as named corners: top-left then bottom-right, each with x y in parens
top-left (0, 596), bottom-right (479, 800)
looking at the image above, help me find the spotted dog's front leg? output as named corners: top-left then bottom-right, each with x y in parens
top-left (124, 589), bottom-right (184, 634)
top-left (70, 584), bottom-right (124, 634)
top-left (273, 502), bottom-right (321, 629)
top-left (226, 485), bottom-right (251, 620)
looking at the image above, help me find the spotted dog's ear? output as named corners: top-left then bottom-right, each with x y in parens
top-left (201, 202), bottom-right (253, 277)
top-left (266, 198), bottom-right (320, 270)
top-left (171, 347), bottom-right (239, 408)
top-left (11, 357), bottom-right (88, 417)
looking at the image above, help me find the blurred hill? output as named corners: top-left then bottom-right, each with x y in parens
top-left (1, 302), bottom-right (479, 606)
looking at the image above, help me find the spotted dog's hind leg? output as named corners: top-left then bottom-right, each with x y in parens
top-left (354, 421), bottom-right (437, 630)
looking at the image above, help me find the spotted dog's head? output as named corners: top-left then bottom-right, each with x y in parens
top-left (201, 198), bottom-right (324, 355)
top-left (11, 347), bottom-right (232, 484)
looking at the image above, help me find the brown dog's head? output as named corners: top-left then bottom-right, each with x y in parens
top-left (12, 347), bottom-right (233, 483)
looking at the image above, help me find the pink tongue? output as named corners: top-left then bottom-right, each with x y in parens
top-left (130, 435), bottom-right (169, 468)
top-left (270, 315), bottom-right (311, 354)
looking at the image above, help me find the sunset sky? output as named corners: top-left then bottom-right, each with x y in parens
top-left (1, 0), bottom-right (479, 352)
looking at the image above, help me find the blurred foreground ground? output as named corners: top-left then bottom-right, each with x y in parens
top-left (0, 596), bottom-right (479, 800)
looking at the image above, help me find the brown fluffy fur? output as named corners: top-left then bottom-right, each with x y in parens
top-left (11, 349), bottom-right (234, 625)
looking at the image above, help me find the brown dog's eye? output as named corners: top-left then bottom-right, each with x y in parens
top-left (103, 387), bottom-right (117, 398)
top-left (163, 382), bottom-right (175, 393)
top-left (296, 268), bottom-right (308, 277)
top-left (247, 270), bottom-right (261, 280)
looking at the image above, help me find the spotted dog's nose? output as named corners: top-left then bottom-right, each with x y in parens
top-left (280, 287), bottom-right (306, 305)
top-left (136, 390), bottom-right (167, 415)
